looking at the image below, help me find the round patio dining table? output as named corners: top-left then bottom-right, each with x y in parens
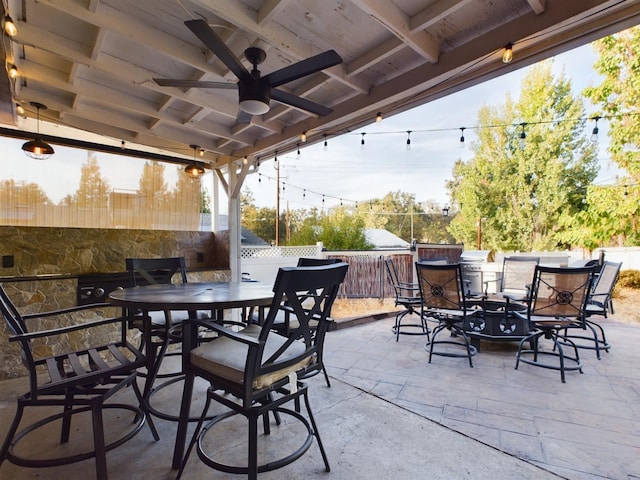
top-left (109, 280), bottom-right (276, 468)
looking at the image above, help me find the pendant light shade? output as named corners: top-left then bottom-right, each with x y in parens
top-left (185, 144), bottom-right (205, 178)
top-left (22, 103), bottom-right (54, 160)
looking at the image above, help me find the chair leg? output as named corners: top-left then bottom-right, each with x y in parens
top-left (321, 365), bottom-right (332, 388)
top-left (0, 400), bottom-right (24, 466)
top-left (302, 389), bottom-right (331, 472)
top-left (173, 372), bottom-right (195, 469)
top-left (91, 400), bottom-right (108, 480)
top-left (131, 376), bottom-right (159, 441)
top-left (175, 392), bottom-right (213, 480)
top-left (60, 394), bottom-right (74, 444)
top-left (248, 412), bottom-right (259, 480)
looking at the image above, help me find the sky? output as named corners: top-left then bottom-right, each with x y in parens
top-left (0, 41), bottom-right (626, 211)
top-left (241, 42), bottom-right (624, 211)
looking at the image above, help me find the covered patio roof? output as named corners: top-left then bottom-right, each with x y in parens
top-left (1, 0), bottom-right (639, 175)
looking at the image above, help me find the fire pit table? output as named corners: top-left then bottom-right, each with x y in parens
top-left (463, 298), bottom-right (531, 351)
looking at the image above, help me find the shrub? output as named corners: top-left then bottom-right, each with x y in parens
top-left (616, 270), bottom-right (640, 289)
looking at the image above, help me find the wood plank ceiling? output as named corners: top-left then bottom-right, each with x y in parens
top-left (1, 0), bottom-right (639, 176)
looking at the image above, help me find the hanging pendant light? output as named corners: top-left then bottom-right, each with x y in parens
top-left (185, 144), bottom-right (205, 178)
top-left (22, 102), bottom-right (55, 160)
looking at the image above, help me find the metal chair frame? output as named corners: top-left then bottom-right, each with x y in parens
top-left (385, 257), bottom-right (430, 342)
top-left (0, 283), bottom-right (158, 480)
top-left (174, 263), bottom-right (349, 480)
top-left (514, 265), bottom-right (594, 383)
top-left (560, 261), bottom-right (621, 359)
top-left (415, 262), bottom-right (478, 368)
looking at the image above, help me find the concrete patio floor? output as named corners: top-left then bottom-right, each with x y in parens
top-left (0, 312), bottom-right (638, 479)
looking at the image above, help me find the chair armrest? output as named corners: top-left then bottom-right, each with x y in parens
top-left (21, 302), bottom-right (113, 321)
top-left (9, 316), bottom-right (125, 342)
top-left (482, 277), bottom-right (499, 294)
top-left (182, 319), bottom-right (260, 347)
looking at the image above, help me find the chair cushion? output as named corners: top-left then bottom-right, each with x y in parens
top-left (147, 309), bottom-right (210, 326)
top-left (190, 324), bottom-right (312, 390)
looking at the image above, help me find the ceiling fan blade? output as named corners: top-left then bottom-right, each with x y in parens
top-left (185, 19), bottom-right (250, 80)
top-left (153, 78), bottom-right (238, 89)
top-left (271, 89), bottom-right (333, 116)
top-left (264, 50), bottom-right (342, 88)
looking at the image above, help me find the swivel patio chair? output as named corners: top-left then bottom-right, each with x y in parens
top-left (559, 261), bottom-right (620, 359)
top-left (174, 262), bottom-right (349, 480)
top-left (415, 262), bottom-right (478, 367)
top-left (125, 257), bottom-right (212, 421)
top-left (0, 283), bottom-right (158, 480)
top-left (482, 256), bottom-right (539, 335)
top-left (249, 257), bottom-right (345, 388)
top-left (514, 265), bottom-right (594, 382)
top-left (385, 257), bottom-right (430, 342)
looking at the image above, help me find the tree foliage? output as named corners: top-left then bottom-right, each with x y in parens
top-left (447, 62), bottom-right (598, 251)
top-left (577, 26), bottom-right (640, 246)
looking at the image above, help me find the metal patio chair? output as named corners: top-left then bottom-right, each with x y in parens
top-left (560, 261), bottom-right (621, 359)
top-left (385, 257), bottom-right (430, 342)
top-left (415, 262), bottom-right (478, 367)
top-left (0, 283), bottom-right (158, 480)
top-left (175, 262), bottom-right (349, 480)
top-left (514, 265), bottom-right (595, 382)
top-left (125, 257), bottom-right (212, 421)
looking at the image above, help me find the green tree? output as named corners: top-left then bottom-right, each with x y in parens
top-left (580, 26), bottom-right (640, 245)
top-left (448, 61), bottom-right (598, 251)
top-left (138, 161), bottom-right (169, 227)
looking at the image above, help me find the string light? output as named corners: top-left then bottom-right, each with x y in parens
top-left (8, 64), bottom-right (17, 79)
top-left (406, 130), bottom-right (412, 150)
top-left (459, 127), bottom-right (465, 149)
top-left (120, 140), bottom-right (125, 150)
top-left (591, 116), bottom-right (600, 143)
top-left (199, 148), bottom-right (205, 157)
top-left (3, 15), bottom-right (17, 37)
top-left (258, 173), bottom-right (262, 183)
top-left (502, 43), bottom-right (513, 63)
top-left (519, 123), bottom-right (527, 150)
top-left (323, 134), bottom-right (328, 151)
top-left (376, 112), bottom-right (383, 123)
top-left (300, 131), bottom-right (307, 142)
top-left (360, 132), bottom-right (366, 150)
top-left (15, 103), bottom-right (24, 116)
top-left (303, 189), bottom-right (306, 198)
top-left (296, 143), bottom-right (301, 158)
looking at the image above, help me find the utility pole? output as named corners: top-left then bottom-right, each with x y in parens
top-left (275, 159), bottom-right (280, 246)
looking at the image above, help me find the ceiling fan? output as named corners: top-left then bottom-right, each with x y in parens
top-left (154, 19), bottom-right (343, 119)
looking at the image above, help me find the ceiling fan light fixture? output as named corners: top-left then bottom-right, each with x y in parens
top-left (239, 98), bottom-right (270, 115)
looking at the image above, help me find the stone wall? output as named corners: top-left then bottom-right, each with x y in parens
top-left (0, 226), bottom-right (231, 380)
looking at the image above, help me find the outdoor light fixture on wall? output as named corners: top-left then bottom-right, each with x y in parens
top-left (22, 102), bottom-right (55, 160)
top-left (502, 43), bottom-right (513, 63)
top-left (184, 144), bottom-right (205, 178)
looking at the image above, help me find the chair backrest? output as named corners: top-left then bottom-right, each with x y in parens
top-left (255, 263), bottom-right (349, 378)
top-left (126, 257), bottom-right (188, 286)
top-left (588, 261), bottom-right (621, 309)
top-left (415, 262), bottom-right (465, 311)
top-left (528, 266), bottom-right (594, 320)
top-left (499, 256), bottom-right (539, 295)
top-left (297, 257), bottom-right (342, 267)
top-left (384, 258), bottom-right (400, 288)
top-left (0, 283), bottom-right (27, 336)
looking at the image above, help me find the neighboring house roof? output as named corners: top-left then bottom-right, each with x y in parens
top-left (365, 229), bottom-right (410, 250)
top-left (214, 214), bottom-right (269, 246)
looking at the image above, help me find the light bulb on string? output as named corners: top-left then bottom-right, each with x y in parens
top-left (360, 132), bottom-right (366, 150)
top-left (591, 116), bottom-right (600, 143)
top-left (375, 112), bottom-right (383, 123)
top-left (519, 123), bottom-right (526, 150)
top-left (258, 173), bottom-right (262, 183)
top-left (502, 43), bottom-right (513, 63)
top-left (296, 143), bottom-right (301, 159)
top-left (406, 130), bottom-right (412, 151)
top-left (300, 131), bottom-right (307, 142)
top-left (323, 134), bottom-right (328, 151)
top-left (303, 189), bottom-right (306, 199)
top-left (459, 127), bottom-right (465, 149)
